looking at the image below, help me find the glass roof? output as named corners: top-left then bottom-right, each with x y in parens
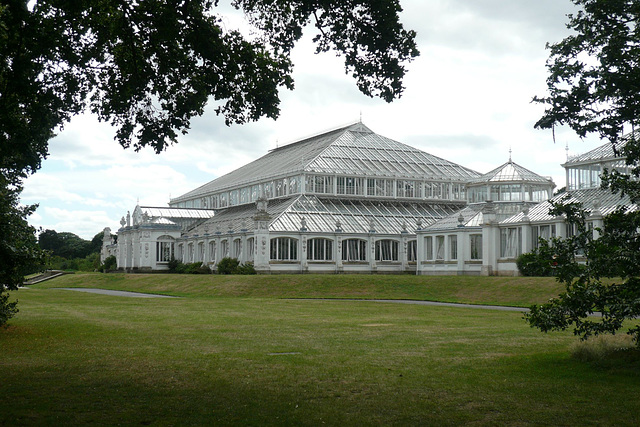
top-left (501, 187), bottom-right (636, 224)
top-left (141, 206), bottom-right (215, 219)
top-left (422, 205), bottom-right (484, 231)
top-left (467, 161), bottom-right (553, 185)
top-left (185, 195), bottom-right (465, 236)
top-left (172, 122), bottom-right (481, 203)
top-left (565, 132), bottom-right (634, 165)
top-left (271, 195), bottom-right (464, 234)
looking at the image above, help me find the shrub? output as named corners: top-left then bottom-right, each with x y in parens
top-left (167, 258), bottom-right (180, 273)
top-left (516, 240), bottom-right (557, 277)
top-left (237, 262), bottom-right (257, 275)
top-left (217, 257), bottom-right (240, 275)
top-left (178, 262), bottom-right (210, 274)
top-left (101, 255), bottom-right (117, 272)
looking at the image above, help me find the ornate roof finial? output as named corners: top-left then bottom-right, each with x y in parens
top-left (359, 111), bottom-right (362, 123)
top-left (565, 142), bottom-right (569, 161)
top-left (508, 146), bottom-right (512, 163)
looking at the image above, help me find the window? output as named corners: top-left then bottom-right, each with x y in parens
top-left (229, 190), bottom-right (239, 206)
top-left (209, 241), bottom-right (217, 262)
top-left (308, 238), bottom-right (333, 261)
top-left (424, 236), bottom-right (433, 260)
top-left (246, 238), bottom-right (255, 261)
top-left (240, 187), bottom-right (249, 204)
top-left (221, 240), bottom-right (229, 258)
top-left (449, 235), bottom-right (458, 260)
top-left (342, 239), bottom-right (367, 262)
top-left (289, 176), bottom-right (300, 194)
top-left (470, 234), bottom-right (482, 260)
top-left (156, 237), bottom-right (175, 263)
top-left (407, 240), bottom-right (417, 262)
top-left (500, 227), bottom-right (521, 258)
top-left (375, 240), bottom-right (399, 262)
top-left (197, 242), bottom-right (204, 262)
top-left (270, 237), bottom-right (298, 261)
top-left (436, 236), bottom-right (445, 260)
top-left (337, 177), bottom-right (364, 195)
top-left (532, 225), bottom-right (556, 248)
top-left (233, 239), bottom-right (242, 259)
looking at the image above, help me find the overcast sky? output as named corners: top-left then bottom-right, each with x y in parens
top-left (21, 0), bottom-right (605, 240)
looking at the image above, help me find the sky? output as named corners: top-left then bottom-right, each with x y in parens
top-left (21, 0), bottom-right (606, 240)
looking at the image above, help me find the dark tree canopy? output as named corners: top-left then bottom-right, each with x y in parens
top-left (1, 0), bottom-right (418, 174)
top-left (529, 0), bottom-right (640, 346)
top-left (38, 229), bottom-right (97, 259)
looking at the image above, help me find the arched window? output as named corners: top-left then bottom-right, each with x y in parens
top-left (233, 239), bottom-right (242, 259)
top-left (308, 238), bottom-right (333, 261)
top-left (342, 239), bottom-right (366, 262)
top-left (270, 237), bottom-right (298, 261)
top-left (375, 239), bottom-right (399, 262)
top-left (221, 240), bottom-right (229, 258)
top-left (197, 242), bottom-right (205, 262)
top-left (156, 235), bottom-right (175, 263)
top-left (187, 243), bottom-right (194, 262)
top-left (209, 241), bottom-right (217, 262)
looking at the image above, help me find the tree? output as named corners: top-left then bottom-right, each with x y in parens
top-left (38, 229), bottom-right (93, 259)
top-left (0, 1), bottom-right (418, 323)
top-left (528, 0), bottom-right (640, 346)
top-left (0, 179), bottom-right (43, 327)
top-left (2, 0), bottom-right (418, 159)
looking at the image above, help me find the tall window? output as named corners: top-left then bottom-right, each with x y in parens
top-left (436, 236), bottom-right (445, 260)
top-left (198, 242), bottom-right (205, 262)
top-left (308, 238), bottom-right (333, 261)
top-left (221, 240), bottom-right (229, 257)
top-left (425, 236), bottom-right (433, 260)
top-left (407, 240), bottom-right (417, 262)
top-left (449, 235), bottom-right (458, 260)
top-left (246, 238), bottom-right (255, 262)
top-left (156, 237), bottom-right (175, 263)
top-left (375, 240), bottom-right (399, 262)
top-left (500, 227), bottom-right (521, 258)
top-left (233, 239), bottom-right (242, 259)
top-left (470, 234), bottom-right (482, 260)
top-left (342, 239), bottom-right (367, 262)
top-left (270, 237), bottom-right (298, 261)
top-left (209, 241), bottom-right (217, 262)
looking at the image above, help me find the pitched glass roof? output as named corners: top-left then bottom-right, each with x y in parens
top-left (565, 131), bottom-right (635, 165)
top-left (467, 160), bottom-right (553, 185)
top-left (501, 188), bottom-right (636, 224)
top-left (141, 206), bottom-right (215, 219)
top-left (186, 195), bottom-right (465, 236)
top-left (171, 123), bottom-right (481, 203)
top-left (271, 195), bottom-right (464, 234)
top-left (422, 205), bottom-right (484, 231)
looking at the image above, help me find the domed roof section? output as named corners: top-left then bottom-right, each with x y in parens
top-left (467, 159), bottom-right (554, 186)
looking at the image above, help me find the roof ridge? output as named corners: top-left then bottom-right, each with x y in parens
top-left (269, 122), bottom-right (365, 153)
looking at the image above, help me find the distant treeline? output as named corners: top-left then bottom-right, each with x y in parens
top-left (38, 229), bottom-right (104, 271)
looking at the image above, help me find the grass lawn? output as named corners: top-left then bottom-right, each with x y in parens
top-left (2, 274), bottom-right (639, 425)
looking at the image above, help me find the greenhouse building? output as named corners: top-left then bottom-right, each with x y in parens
top-left (102, 122), bottom-right (635, 275)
